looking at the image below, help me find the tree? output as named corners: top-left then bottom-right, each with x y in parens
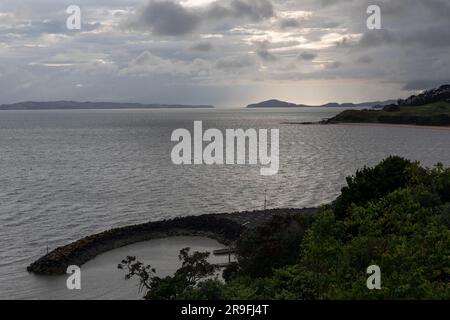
top-left (332, 156), bottom-right (415, 219)
top-left (236, 214), bottom-right (313, 277)
top-left (118, 248), bottom-right (218, 300)
top-left (117, 256), bottom-right (156, 294)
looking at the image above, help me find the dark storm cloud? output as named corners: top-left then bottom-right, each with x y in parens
top-left (134, 1), bottom-right (200, 36)
top-left (130, 0), bottom-right (275, 36)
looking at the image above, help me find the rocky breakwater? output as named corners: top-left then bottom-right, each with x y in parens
top-left (27, 208), bottom-right (316, 275)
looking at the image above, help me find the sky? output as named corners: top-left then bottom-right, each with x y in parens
top-left (0, 0), bottom-right (449, 107)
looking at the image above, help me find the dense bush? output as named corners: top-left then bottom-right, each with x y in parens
top-left (332, 156), bottom-right (415, 219)
top-left (235, 214), bottom-right (314, 278)
top-left (297, 189), bottom-right (449, 299)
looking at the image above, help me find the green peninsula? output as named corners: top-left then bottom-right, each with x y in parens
top-left (327, 85), bottom-right (450, 127)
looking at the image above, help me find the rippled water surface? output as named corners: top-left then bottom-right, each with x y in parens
top-left (1, 108), bottom-right (449, 299)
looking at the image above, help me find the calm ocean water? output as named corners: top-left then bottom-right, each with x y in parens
top-left (1, 108), bottom-right (449, 299)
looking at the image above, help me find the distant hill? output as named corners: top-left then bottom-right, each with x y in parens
top-left (0, 101), bottom-right (214, 110)
top-left (247, 99), bottom-right (396, 109)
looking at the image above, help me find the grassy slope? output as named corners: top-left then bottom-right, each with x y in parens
top-left (329, 101), bottom-right (450, 126)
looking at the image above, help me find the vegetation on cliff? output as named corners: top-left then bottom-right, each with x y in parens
top-left (327, 101), bottom-right (450, 126)
top-left (328, 85), bottom-right (450, 127)
top-left (121, 156), bottom-right (450, 300)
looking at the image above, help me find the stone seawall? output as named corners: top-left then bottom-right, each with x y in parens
top-left (27, 208), bottom-right (317, 275)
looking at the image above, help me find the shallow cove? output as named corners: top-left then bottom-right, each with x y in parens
top-left (17, 236), bottom-right (230, 300)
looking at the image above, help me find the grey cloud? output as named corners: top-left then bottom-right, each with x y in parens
top-left (134, 1), bottom-right (200, 36)
top-left (319, 0), bottom-right (354, 7)
top-left (325, 61), bottom-right (342, 69)
top-left (130, 0), bottom-right (274, 36)
top-left (0, 15), bottom-right (101, 37)
top-left (256, 41), bottom-right (277, 62)
top-left (424, 0), bottom-right (450, 20)
top-left (357, 56), bottom-right (373, 64)
top-left (215, 55), bottom-right (256, 71)
top-left (190, 42), bottom-right (213, 52)
top-left (120, 51), bottom-right (183, 76)
top-left (358, 30), bottom-right (395, 47)
top-left (403, 79), bottom-right (450, 91)
top-left (298, 52), bottom-right (317, 61)
top-left (279, 18), bottom-right (300, 29)
top-left (400, 24), bottom-right (450, 48)
top-left (207, 0), bottom-right (274, 22)
top-left (257, 48), bottom-right (277, 62)
top-left (377, 0), bottom-right (450, 21)
top-left (358, 25), bottom-right (450, 48)
top-left (335, 36), bottom-right (357, 48)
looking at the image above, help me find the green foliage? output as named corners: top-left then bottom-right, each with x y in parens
top-left (332, 156), bottom-right (415, 219)
top-left (236, 214), bottom-right (313, 277)
top-left (177, 248), bottom-right (217, 285)
top-left (304, 188), bottom-right (450, 299)
top-left (222, 262), bottom-right (239, 283)
top-left (181, 279), bottom-right (225, 300)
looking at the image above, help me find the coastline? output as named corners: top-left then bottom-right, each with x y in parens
top-left (282, 121), bottom-right (450, 130)
top-left (27, 208), bottom-right (317, 275)
top-left (333, 122), bottom-right (450, 131)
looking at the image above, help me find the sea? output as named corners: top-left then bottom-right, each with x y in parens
top-left (0, 107), bottom-right (449, 299)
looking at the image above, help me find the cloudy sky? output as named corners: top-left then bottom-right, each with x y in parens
top-left (0, 0), bottom-right (449, 107)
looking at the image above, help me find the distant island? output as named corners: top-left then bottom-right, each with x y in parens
top-left (0, 101), bottom-right (214, 110)
top-left (326, 85), bottom-right (450, 127)
top-left (246, 99), bottom-right (396, 109)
